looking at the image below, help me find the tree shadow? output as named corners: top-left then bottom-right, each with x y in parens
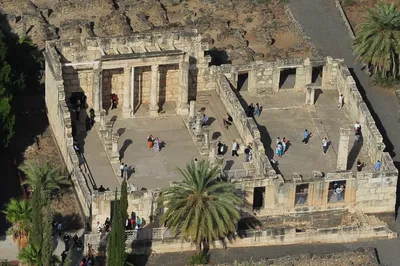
top-left (117, 128), bottom-right (126, 136)
top-left (119, 139), bottom-right (132, 160)
top-left (212, 132), bottom-right (221, 140)
top-left (207, 117), bottom-right (216, 126)
top-left (223, 160), bottom-right (234, 171)
top-left (0, 12), bottom-right (48, 235)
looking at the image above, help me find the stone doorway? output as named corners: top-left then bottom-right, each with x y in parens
top-left (279, 68), bottom-right (296, 89)
top-left (158, 64), bottom-right (179, 113)
top-left (312, 66), bottom-right (323, 86)
top-left (102, 68), bottom-right (124, 111)
top-left (253, 187), bottom-right (265, 210)
top-left (133, 66), bottom-right (151, 113)
top-left (237, 72), bottom-right (249, 91)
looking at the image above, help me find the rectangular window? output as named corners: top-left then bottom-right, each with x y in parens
top-left (295, 184), bottom-right (309, 206)
top-left (328, 181), bottom-right (346, 203)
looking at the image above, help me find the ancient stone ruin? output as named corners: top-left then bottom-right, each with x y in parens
top-left (44, 30), bottom-right (398, 253)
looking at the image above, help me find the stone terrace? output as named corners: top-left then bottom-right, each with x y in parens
top-left (239, 89), bottom-right (371, 180)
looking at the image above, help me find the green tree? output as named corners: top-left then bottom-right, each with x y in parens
top-left (2, 198), bottom-right (32, 249)
top-left (353, 2), bottom-right (400, 78)
top-left (17, 243), bottom-right (40, 266)
top-left (0, 31), bottom-right (15, 147)
top-left (120, 179), bottom-right (128, 222)
top-left (30, 181), bottom-right (44, 248)
top-left (40, 209), bottom-right (53, 266)
top-left (106, 189), bottom-right (126, 266)
top-left (158, 160), bottom-right (241, 251)
top-left (20, 160), bottom-right (67, 200)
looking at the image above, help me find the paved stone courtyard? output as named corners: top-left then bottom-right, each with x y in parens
top-left (240, 90), bottom-right (371, 179)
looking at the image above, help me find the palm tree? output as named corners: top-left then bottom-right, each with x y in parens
top-left (353, 2), bottom-right (400, 78)
top-left (2, 198), bottom-right (32, 249)
top-left (158, 160), bottom-right (241, 251)
top-left (19, 160), bottom-right (68, 199)
top-left (18, 243), bottom-right (40, 266)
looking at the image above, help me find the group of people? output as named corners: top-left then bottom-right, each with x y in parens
top-left (125, 212), bottom-right (143, 230)
top-left (147, 134), bottom-right (161, 153)
top-left (119, 163), bottom-right (131, 178)
top-left (78, 257), bottom-right (94, 266)
top-left (247, 103), bottom-right (261, 117)
top-left (216, 140), bottom-right (253, 163)
top-left (275, 137), bottom-right (290, 158)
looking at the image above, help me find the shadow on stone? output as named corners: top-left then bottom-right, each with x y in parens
top-left (119, 139), bottom-right (133, 160)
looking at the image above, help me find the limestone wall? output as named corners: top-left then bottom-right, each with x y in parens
top-left (62, 67), bottom-right (93, 105)
top-left (102, 68), bottom-right (124, 109)
top-left (44, 42), bottom-right (93, 221)
top-left (91, 189), bottom-right (159, 229)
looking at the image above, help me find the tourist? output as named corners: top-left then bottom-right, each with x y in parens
top-left (147, 134), bottom-right (154, 149)
top-left (231, 140), bottom-right (239, 157)
top-left (131, 211), bottom-right (136, 220)
top-left (123, 164), bottom-right (129, 178)
top-left (81, 94), bottom-right (87, 109)
top-left (282, 137), bottom-right (287, 153)
top-left (302, 129), bottom-right (310, 145)
top-left (338, 94), bottom-right (344, 108)
top-left (136, 216), bottom-right (142, 229)
top-left (120, 162), bottom-right (124, 177)
top-left (244, 145), bottom-right (251, 162)
top-left (354, 121), bottom-right (361, 131)
top-left (89, 108), bottom-right (95, 127)
top-left (104, 217), bottom-right (111, 231)
top-left (276, 142), bottom-right (283, 158)
top-left (97, 221), bottom-right (102, 233)
top-left (223, 113), bottom-right (233, 129)
top-left (254, 103), bottom-right (260, 117)
top-left (73, 140), bottom-right (81, 155)
top-left (87, 258), bottom-right (93, 266)
top-left (125, 218), bottom-right (130, 230)
top-left (217, 141), bottom-right (224, 155)
top-left (194, 158), bottom-right (198, 168)
top-left (98, 185), bottom-right (106, 192)
top-left (201, 113), bottom-right (208, 126)
top-left (276, 137), bottom-right (281, 145)
top-left (111, 94), bottom-right (117, 109)
top-left (335, 185), bottom-right (344, 201)
top-left (355, 127), bottom-right (362, 143)
top-left (322, 138), bottom-right (328, 154)
top-left (356, 160), bottom-right (364, 172)
top-left (154, 138), bottom-right (160, 153)
top-left (247, 103), bottom-right (254, 117)
top-left (80, 258), bottom-right (87, 266)
top-left (61, 251), bottom-right (67, 263)
top-left (375, 160), bottom-right (381, 171)
top-left (57, 221), bottom-right (63, 236)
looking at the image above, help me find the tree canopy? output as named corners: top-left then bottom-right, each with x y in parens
top-left (158, 160), bottom-right (241, 250)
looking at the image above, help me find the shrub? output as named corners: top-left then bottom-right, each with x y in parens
top-left (343, 0), bottom-right (355, 6)
top-left (189, 252), bottom-right (209, 265)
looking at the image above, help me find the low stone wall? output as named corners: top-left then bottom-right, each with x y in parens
top-left (84, 212), bottom-right (397, 255)
top-left (44, 42), bottom-right (92, 222)
top-left (214, 74), bottom-right (275, 177)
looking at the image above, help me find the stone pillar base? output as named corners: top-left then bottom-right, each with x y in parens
top-left (176, 103), bottom-right (189, 115)
top-left (122, 108), bottom-right (131, 118)
top-left (149, 105), bottom-right (159, 116)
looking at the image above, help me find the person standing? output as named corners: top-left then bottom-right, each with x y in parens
top-left (322, 138), bottom-right (328, 154)
top-left (276, 142), bottom-right (283, 158)
top-left (338, 94), bottom-right (344, 108)
top-left (201, 114), bottom-right (208, 126)
top-left (335, 185), bottom-right (344, 201)
top-left (375, 160), bottom-right (381, 171)
top-left (154, 138), bottom-right (160, 153)
top-left (147, 135), bottom-right (154, 149)
top-left (302, 129), bottom-right (310, 145)
top-left (231, 140), bottom-right (239, 157)
top-left (282, 137), bottom-right (287, 154)
top-left (123, 164), bottom-right (128, 178)
top-left (254, 103), bottom-right (260, 117)
top-left (244, 146), bottom-right (251, 162)
top-left (356, 160), bottom-right (364, 172)
top-left (217, 141), bottom-right (224, 155)
top-left (120, 162), bottom-right (124, 177)
top-left (194, 158), bottom-right (198, 168)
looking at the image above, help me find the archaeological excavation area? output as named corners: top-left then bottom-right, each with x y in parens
top-left (43, 30), bottom-right (398, 252)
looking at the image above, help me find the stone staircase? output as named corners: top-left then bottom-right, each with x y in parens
top-left (356, 210), bottom-right (388, 227)
top-left (197, 90), bottom-right (241, 144)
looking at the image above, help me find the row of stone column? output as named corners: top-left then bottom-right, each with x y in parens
top-left (92, 59), bottom-right (190, 118)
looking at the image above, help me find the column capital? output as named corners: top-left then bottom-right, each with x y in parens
top-left (151, 65), bottom-right (159, 72)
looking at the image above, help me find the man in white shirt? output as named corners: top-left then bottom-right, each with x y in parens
top-left (338, 94), bottom-right (344, 108)
top-left (231, 140), bottom-right (239, 157)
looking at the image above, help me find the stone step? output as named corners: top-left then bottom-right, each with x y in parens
top-left (356, 210), bottom-right (369, 226)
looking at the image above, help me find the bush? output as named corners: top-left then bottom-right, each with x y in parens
top-left (373, 75), bottom-right (400, 89)
top-left (189, 252), bottom-right (209, 265)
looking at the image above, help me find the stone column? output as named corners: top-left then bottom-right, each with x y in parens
top-left (177, 60), bottom-right (189, 115)
top-left (295, 58), bottom-right (312, 91)
top-left (322, 57), bottom-right (333, 88)
top-left (337, 127), bottom-right (351, 170)
top-left (99, 109), bottom-right (107, 136)
top-left (272, 67), bottom-right (280, 93)
top-left (202, 125), bottom-right (211, 151)
top-left (111, 133), bottom-right (120, 163)
top-left (189, 100), bottom-right (196, 120)
top-left (122, 67), bottom-right (131, 118)
top-left (305, 86), bottom-right (315, 105)
top-left (149, 65), bottom-right (159, 116)
top-left (104, 122), bottom-right (113, 150)
top-left (194, 111), bottom-right (202, 134)
top-left (92, 63), bottom-right (103, 120)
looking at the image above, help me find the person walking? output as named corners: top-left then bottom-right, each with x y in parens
top-left (254, 103), bottom-right (260, 117)
top-left (147, 135), bottom-right (154, 149)
top-left (123, 164), bottom-right (129, 178)
top-left (375, 160), bottom-right (381, 171)
top-left (302, 129), bottom-right (310, 145)
top-left (338, 94), bottom-right (344, 108)
top-left (120, 162), bottom-right (124, 177)
top-left (276, 142), bottom-right (283, 158)
top-left (322, 138), bottom-right (328, 154)
top-left (154, 138), bottom-right (160, 153)
top-left (282, 137), bottom-right (287, 154)
top-left (231, 140), bottom-right (239, 157)
top-left (217, 141), bottom-right (224, 155)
